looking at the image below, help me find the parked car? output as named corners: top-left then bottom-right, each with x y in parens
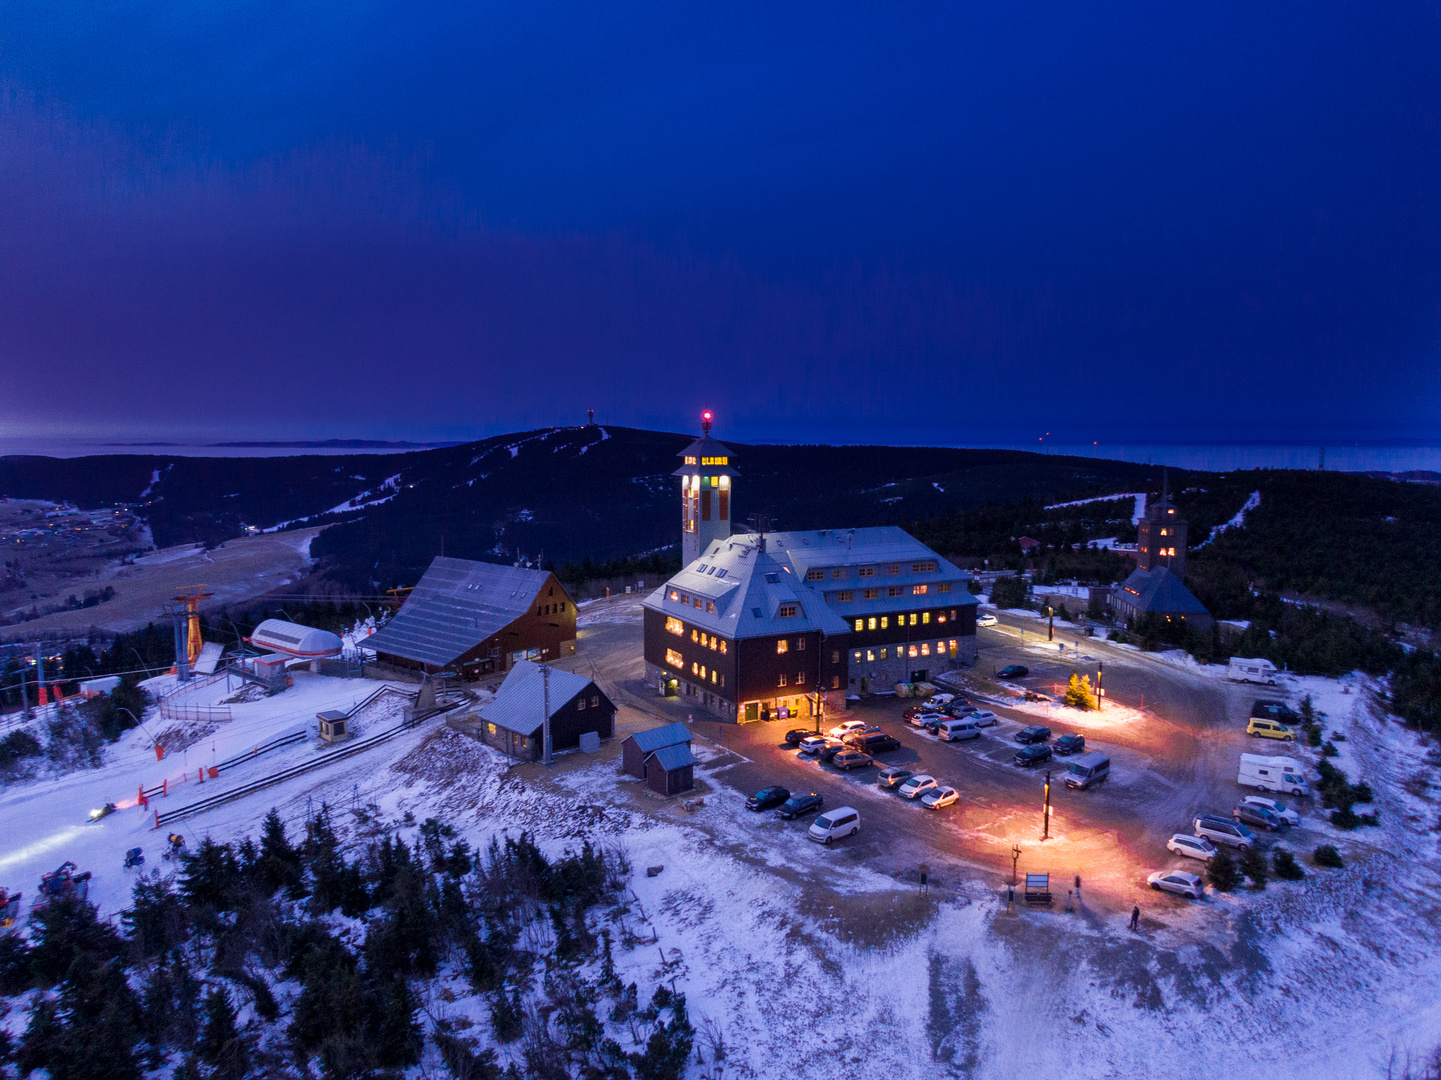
top-left (1166, 833), bottom-right (1218, 862)
top-left (831, 750), bottom-right (874, 771)
top-left (1240, 796), bottom-right (1301, 826)
top-left (846, 731), bottom-right (901, 754)
top-left (1147, 870), bottom-right (1205, 899)
top-left (808, 807), bottom-right (860, 844)
top-left (1062, 752), bottom-right (1109, 789)
top-left (1015, 725), bottom-right (1051, 744)
top-left (798, 734), bottom-right (842, 755)
top-left (1014, 744), bottom-right (1053, 767)
top-left (977, 614), bottom-right (999, 627)
top-left (1233, 803), bottom-right (1286, 831)
top-left (921, 693), bottom-right (956, 709)
top-left (936, 718), bottom-right (981, 742)
top-left (920, 786), bottom-right (960, 809)
top-left (784, 729), bottom-right (814, 746)
top-left (943, 699), bottom-right (974, 716)
top-left (1193, 814), bottom-right (1255, 849)
top-left (1246, 717), bottom-right (1296, 742)
top-left (776, 792), bottom-right (825, 819)
top-left (815, 741), bottom-right (847, 762)
top-left (907, 711), bottom-right (947, 729)
top-left (897, 774), bottom-right (939, 800)
top-left (746, 786), bottom-right (789, 812)
top-left (997, 665), bottom-right (1029, 678)
top-left (966, 709), bottom-right (998, 727)
top-left (1053, 734), bottom-right (1086, 756)
top-left (877, 767), bottom-right (914, 790)
top-left (828, 720), bottom-right (869, 739)
top-left (1250, 699), bottom-right (1299, 722)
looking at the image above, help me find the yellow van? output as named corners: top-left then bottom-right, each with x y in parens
top-left (1246, 717), bottom-right (1295, 741)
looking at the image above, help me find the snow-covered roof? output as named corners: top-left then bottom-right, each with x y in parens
top-left (477, 659), bottom-right (596, 736)
top-left (366, 556), bottom-right (558, 667)
top-left (1114, 566), bottom-right (1209, 616)
top-left (641, 536), bottom-right (852, 640)
top-left (250, 619), bottom-right (344, 659)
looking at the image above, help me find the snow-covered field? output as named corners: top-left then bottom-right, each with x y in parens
top-left (0, 655), bottom-right (1437, 1077)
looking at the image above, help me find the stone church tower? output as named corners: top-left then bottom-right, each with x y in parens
top-left (1136, 484), bottom-right (1188, 579)
top-left (674, 411), bottom-right (738, 565)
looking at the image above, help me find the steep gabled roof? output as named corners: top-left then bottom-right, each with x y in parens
top-left (366, 556), bottom-right (557, 667)
top-left (672, 433), bottom-right (739, 478)
top-left (1115, 566), bottom-right (1209, 615)
top-left (641, 536), bottom-right (852, 640)
top-left (625, 722), bottom-right (693, 754)
top-left (646, 742), bottom-right (697, 771)
top-left (477, 659), bottom-right (595, 736)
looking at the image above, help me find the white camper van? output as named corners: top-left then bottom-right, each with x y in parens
top-left (1228, 657), bottom-right (1278, 684)
top-left (1238, 753), bottom-right (1308, 796)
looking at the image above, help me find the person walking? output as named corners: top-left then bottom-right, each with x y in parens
top-left (1129, 905), bottom-right (1140, 931)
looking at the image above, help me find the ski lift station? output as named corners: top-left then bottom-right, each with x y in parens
top-left (248, 619), bottom-right (344, 672)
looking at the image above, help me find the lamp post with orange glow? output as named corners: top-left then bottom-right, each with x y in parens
top-left (1042, 770), bottom-right (1053, 840)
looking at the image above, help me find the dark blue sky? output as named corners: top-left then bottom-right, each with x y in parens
top-left (1, 2), bottom-right (1438, 446)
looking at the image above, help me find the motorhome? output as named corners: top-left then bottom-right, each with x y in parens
top-left (1228, 657), bottom-right (1278, 684)
top-left (1238, 753), bottom-right (1309, 796)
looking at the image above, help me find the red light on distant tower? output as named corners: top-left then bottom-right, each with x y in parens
top-left (701, 410), bottom-right (713, 433)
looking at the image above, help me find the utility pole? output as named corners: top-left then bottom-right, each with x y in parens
top-left (1010, 843), bottom-right (1021, 886)
top-left (1042, 770), bottom-right (1053, 840)
top-left (1047, 605), bottom-right (1054, 642)
top-left (541, 662), bottom-right (553, 765)
top-left (34, 644), bottom-right (44, 708)
top-left (1096, 662), bottom-right (1104, 710)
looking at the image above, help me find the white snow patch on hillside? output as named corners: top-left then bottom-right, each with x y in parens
top-left (1197, 489), bottom-right (1261, 548)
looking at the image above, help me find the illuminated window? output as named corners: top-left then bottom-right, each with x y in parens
top-left (1160, 528), bottom-right (1168, 537)
top-left (691, 662), bottom-right (698, 675)
top-left (864, 588), bottom-right (878, 600)
top-left (858, 566), bottom-right (875, 577)
top-left (778, 674), bottom-right (787, 687)
top-left (908, 645), bottom-right (919, 658)
top-left (776, 639), bottom-right (789, 655)
top-left (487, 722), bottom-right (497, 735)
top-left (921, 643), bottom-right (931, 656)
top-left (706, 601), bottom-right (715, 613)
top-left (685, 456), bottom-right (697, 465)
top-left (854, 618), bottom-right (864, 631)
top-left (709, 637), bottom-right (718, 651)
top-left (867, 617), bottom-right (877, 630)
top-left (922, 612), bottom-right (931, 624)
top-left (694, 597), bottom-right (703, 609)
top-left (853, 650), bottom-right (862, 661)
top-left (938, 614), bottom-right (946, 624)
top-left (909, 613), bottom-right (918, 626)
top-left (778, 604), bottom-right (798, 618)
top-left (951, 609), bottom-right (957, 619)
top-left (691, 629), bottom-right (699, 642)
top-left (938, 583), bottom-right (951, 593)
top-left (879, 647), bottom-right (888, 659)
top-left (666, 617), bottom-right (684, 636)
top-left (866, 649), bottom-right (875, 662)
top-left (831, 676), bottom-right (840, 689)
top-left (711, 670), bottom-right (717, 684)
top-left (700, 665), bottom-right (707, 679)
top-left (720, 640), bottom-right (727, 654)
top-left (669, 590), bottom-right (679, 602)
top-left (880, 616), bottom-right (888, 629)
top-left (838, 591), bottom-right (853, 602)
top-left (832, 650), bottom-right (840, 663)
top-left (912, 584), bottom-right (928, 595)
top-left (666, 649), bottom-right (683, 667)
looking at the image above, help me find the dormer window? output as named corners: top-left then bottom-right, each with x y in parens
top-left (764, 573), bottom-right (781, 584)
top-left (778, 604), bottom-right (798, 618)
top-left (669, 590), bottom-right (680, 602)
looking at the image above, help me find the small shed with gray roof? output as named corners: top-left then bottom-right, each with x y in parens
top-left (621, 722), bottom-right (693, 781)
top-left (643, 741), bottom-right (697, 796)
top-left (471, 659), bottom-right (614, 760)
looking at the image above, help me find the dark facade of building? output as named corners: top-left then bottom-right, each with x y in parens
top-left (622, 723), bottom-right (693, 779)
top-left (1136, 496), bottom-right (1188, 579)
top-left (1111, 491), bottom-right (1210, 630)
top-left (644, 743), bottom-right (696, 796)
top-left (367, 557), bottom-right (577, 679)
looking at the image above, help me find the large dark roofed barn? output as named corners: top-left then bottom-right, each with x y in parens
top-left (366, 556), bottom-right (576, 678)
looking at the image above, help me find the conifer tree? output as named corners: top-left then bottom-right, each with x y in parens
top-left (257, 808), bottom-right (304, 897)
top-left (303, 806), bottom-right (345, 914)
top-left (1208, 848), bottom-right (1240, 892)
top-left (196, 986), bottom-right (248, 1080)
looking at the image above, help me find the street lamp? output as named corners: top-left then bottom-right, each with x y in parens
top-left (1042, 770), bottom-right (1053, 840)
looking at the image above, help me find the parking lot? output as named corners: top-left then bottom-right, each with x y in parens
top-left (576, 603), bottom-right (1318, 917)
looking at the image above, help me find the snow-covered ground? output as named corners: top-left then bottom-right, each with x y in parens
top-left (1, 653), bottom-right (1438, 1076)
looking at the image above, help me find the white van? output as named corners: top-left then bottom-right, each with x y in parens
top-left (1228, 657), bottom-right (1278, 684)
top-left (1063, 752), bottom-right (1110, 790)
top-left (808, 807), bottom-right (860, 844)
top-left (937, 718), bottom-right (981, 742)
top-left (1238, 754), bottom-right (1309, 796)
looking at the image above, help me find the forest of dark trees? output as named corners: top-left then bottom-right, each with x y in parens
top-left (0, 808), bottom-right (693, 1080)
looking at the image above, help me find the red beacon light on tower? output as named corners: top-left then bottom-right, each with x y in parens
top-left (701, 410), bottom-right (713, 433)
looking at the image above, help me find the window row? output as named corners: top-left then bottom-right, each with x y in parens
top-left (692, 629), bottom-right (727, 652)
top-left (837, 581), bottom-right (954, 602)
top-left (575, 694), bottom-right (601, 711)
top-left (776, 671), bottom-right (809, 687)
top-left (691, 661), bottom-right (725, 687)
top-left (851, 609), bottom-right (961, 632)
top-left (774, 636), bottom-right (807, 654)
top-left (535, 601), bottom-right (567, 616)
top-left (852, 639), bottom-right (959, 661)
top-left (669, 590), bottom-right (717, 613)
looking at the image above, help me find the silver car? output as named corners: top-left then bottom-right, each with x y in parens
top-left (897, 774), bottom-right (938, 800)
top-left (1148, 870), bottom-right (1204, 899)
top-left (1240, 796), bottom-right (1301, 826)
top-left (1166, 833), bottom-right (1218, 862)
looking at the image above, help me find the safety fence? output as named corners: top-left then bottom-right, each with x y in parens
top-left (157, 669), bottom-right (233, 723)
